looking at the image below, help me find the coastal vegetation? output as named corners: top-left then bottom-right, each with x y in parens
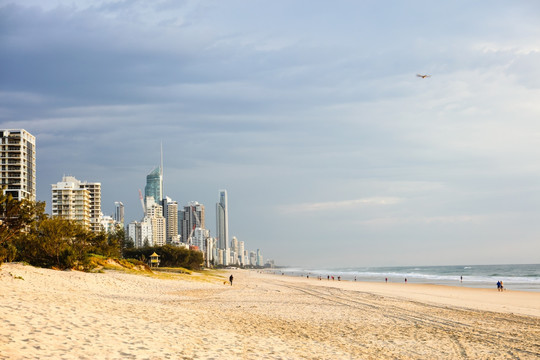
top-left (123, 245), bottom-right (204, 270)
top-left (0, 189), bottom-right (203, 271)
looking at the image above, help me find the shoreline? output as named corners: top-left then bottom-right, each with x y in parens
top-left (2, 263), bottom-right (539, 359)
top-left (264, 270), bottom-right (540, 317)
top-left (272, 264), bottom-right (540, 292)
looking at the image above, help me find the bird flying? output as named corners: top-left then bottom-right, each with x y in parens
top-left (416, 74), bottom-right (431, 78)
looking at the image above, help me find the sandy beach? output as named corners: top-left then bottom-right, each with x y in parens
top-left (1, 263), bottom-right (539, 359)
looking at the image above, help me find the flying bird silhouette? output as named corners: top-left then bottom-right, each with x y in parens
top-left (416, 74), bottom-right (431, 78)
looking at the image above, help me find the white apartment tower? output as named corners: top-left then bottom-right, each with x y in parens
top-left (239, 241), bottom-right (245, 266)
top-left (164, 197), bottom-right (179, 244)
top-left (80, 181), bottom-right (101, 233)
top-left (145, 196), bottom-right (166, 246)
top-left (0, 129), bottom-right (36, 201)
top-left (51, 176), bottom-right (91, 229)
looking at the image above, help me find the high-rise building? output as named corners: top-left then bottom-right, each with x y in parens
top-left (239, 241), bottom-right (245, 266)
top-left (51, 176), bottom-right (102, 232)
top-left (0, 129), bottom-right (36, 201)
top-left (256, 249), bottom-right (263, 267)
top-left (128, 218), bottom-right (154, 248)
top-left (144, 166), bottom-right (162, 208)
top-left (51, 176), bottom-right (91, 230)
top-left (164, 197), bottom-right (179, 244)
top-left (179, 202), bottom-right (205, 244)
top-left (216, 190), bottom-right (229, 250)
top-left (192, 227), bottom-right (210, 251)
top-left (100, 215), bottom-right (116, 233)
top-left (144, 196), bottom-right (166, 246)
top-left (80, 181), bottom-right (101, 233)
top-left (114, 201), bottom-right (124, 226)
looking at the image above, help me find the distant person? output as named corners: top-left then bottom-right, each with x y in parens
top-left (500, 280), bottom-right (504, 291)
top-left (229, 274), bottom-right (234, 286)
top-left (385, 277), bottom-right (388, 283)
top-left (460, 275), bottom-right (463, 283)
top-left (354, 276), bottom-right (357, 281)
top-left (338, 276), bottom-right (341, 281)
top-left (497, 280), bottom-right (501, 291)
top-left (405, 278), bottom-right (407, 284)
top-left (327, 275), bottom-right (330, 280)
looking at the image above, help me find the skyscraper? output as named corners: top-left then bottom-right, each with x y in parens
top-left (144, 166), bottom-right (162, 207)
top-left (145, 196), bottom-right (166, 246)
top-left (180, 202), bottom-right (205, 244)
top-left (216, 190), bottom-right (229, 250)
top-left (164, 197), bottom-right (179, 244)
top-left (0, 129), bottom-right (36, 201)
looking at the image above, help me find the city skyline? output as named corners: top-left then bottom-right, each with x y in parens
top-left (2, 1), bottom-right (540, 267)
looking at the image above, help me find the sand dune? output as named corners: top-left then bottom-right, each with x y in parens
top-left (1, 263), bottom-right (539, 359)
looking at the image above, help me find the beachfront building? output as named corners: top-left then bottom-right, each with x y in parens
top-left (179, 201), bottom-right (205, 245)
top-left (0, 129), bottom-right (36, 202)
top-left (51, 176), bottom-right (90, 229)
top-left (51, 176), bottom-right (101, 232)
top-left (80, 181), bottom-right (101, 233)
top-left (216, 190), bottom-right (229, 250)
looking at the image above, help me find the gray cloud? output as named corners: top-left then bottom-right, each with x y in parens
top-left (2, 0), bottom-right (540, 266)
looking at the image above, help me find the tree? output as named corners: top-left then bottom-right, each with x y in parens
top-left (0, 189), bottom-right (46, 263)
top-left (0, 188), bottom-right (46, 247)
top-left (14, 217), bottom-right (91, 269)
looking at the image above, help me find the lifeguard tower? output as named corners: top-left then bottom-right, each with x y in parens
top-left (149, 252), bottom-right (160, 268)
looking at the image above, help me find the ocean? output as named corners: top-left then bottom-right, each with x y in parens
top-left (276, 264), bottom-right (540, 292)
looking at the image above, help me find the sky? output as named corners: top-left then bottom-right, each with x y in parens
top-left (1, 0), bottom-right (540, 268)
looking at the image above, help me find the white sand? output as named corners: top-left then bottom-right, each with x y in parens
top-left (1, 263), bottom-right (539, 359)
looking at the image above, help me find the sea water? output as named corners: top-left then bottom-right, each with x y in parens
top-left (277, 264), bottom-right (540, 292)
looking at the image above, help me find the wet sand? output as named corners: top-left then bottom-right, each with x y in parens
top-left (1, 263), bottom-right (539, 359)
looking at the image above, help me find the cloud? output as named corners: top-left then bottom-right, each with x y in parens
top-left (2, 0), bottom-right (540, 266)
top-left (358, 215), bottom-right (482, 227)
top-left (283, 197), bottom-right (402, 213)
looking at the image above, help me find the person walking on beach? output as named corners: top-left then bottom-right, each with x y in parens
top-left (405, 278), bottom-right (407, 284)
top-left (385, 277), bottom-right (388, 283)
top-left (229, 274), bottom-right (234, 286)
top-left (497, 280), bottom-right (501, 291)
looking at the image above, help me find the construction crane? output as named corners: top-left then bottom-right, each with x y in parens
top-left (138, 189), bottom-right (145, 215)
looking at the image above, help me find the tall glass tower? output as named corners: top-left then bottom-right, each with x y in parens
top-left (144, 166), bottom-right (162, 207)
top-left (216, 190), bottom-right (229, 250)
